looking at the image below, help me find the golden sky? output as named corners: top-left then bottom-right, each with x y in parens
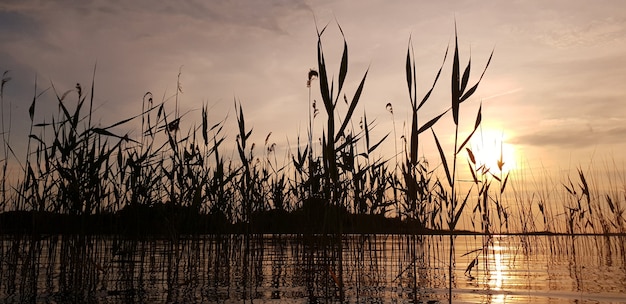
top-left (1, 0), bottom-right (625, 179)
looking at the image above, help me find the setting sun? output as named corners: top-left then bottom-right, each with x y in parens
top-left (467, 129), bottom-right (517, 173)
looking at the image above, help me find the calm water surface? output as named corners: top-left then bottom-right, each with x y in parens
top-left (0, 234), bottom-right (625, 303)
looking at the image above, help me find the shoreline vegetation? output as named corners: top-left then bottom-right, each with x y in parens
top-left (0, 22), bottom-right (624, 238)
top-left (2, 209), bottom-right (624, 236)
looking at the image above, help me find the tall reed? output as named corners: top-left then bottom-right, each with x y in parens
top-left (431, 23), bottom-right (493, 302)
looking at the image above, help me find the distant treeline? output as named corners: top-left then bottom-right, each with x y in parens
top-left (0, 198), bottom-right (427, 235)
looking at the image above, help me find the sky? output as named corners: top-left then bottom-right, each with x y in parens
top-left (1, 0), bottom-right (626, 185)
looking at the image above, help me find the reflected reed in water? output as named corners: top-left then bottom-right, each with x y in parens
top-left (1, 234), bottom-right (625, 303)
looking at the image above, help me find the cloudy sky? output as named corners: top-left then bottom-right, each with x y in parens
top-left (1, 0), bottom-right (625, 181)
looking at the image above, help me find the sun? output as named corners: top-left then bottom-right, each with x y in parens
top-left (467, 129), bottom-right (516, 174)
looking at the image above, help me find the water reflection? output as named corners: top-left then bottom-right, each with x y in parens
top-left (0, 234), bottom-right (624, 303)
top-left (488, 241), bottom-right (504, 290)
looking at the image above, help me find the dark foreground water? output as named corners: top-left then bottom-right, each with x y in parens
top-left (0, 234), bottom-right (625, 303)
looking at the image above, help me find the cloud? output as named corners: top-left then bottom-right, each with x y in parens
top-left (501, 2), bottom-right (626, 48)
top-left (533, 18), bottom-right (626, 48)
top-left (510, 117), bottom-right (626, 148)
top-left (0, 9), bottom-right (40, 37)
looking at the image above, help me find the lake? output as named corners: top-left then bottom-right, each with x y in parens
top-left (0, 234), bottom-right (624, 303)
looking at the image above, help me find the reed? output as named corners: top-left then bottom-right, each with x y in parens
top-left (414, 22), bottom-right (493, 302)
top-left (0, 71), bottom-right (10, 211)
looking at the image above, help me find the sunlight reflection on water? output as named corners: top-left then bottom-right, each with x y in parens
top-left (0, 234), bottom-right (624, 303)
top-left (454, 235), bottom-right (626, 303)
